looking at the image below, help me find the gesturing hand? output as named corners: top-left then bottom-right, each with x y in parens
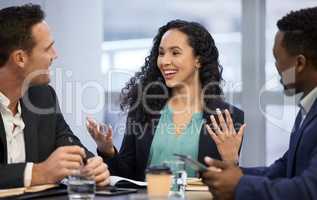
top-left (206, 109), bottom-right (246, 162)
top-left (86, 117), bottom-right (115, 157)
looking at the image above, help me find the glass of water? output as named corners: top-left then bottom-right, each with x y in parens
top-left (67, 167), bottom-right (96, 200)
top-left (163, 160), bottom-right (187, 199)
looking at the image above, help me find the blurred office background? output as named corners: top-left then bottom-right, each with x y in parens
top-left (0, 0), bottom-right (316, 166)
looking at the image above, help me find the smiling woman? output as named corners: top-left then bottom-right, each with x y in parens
top-left (157, 29), bottom-right (200, 89)
top-left (88, 20), bottom-right (245, 180)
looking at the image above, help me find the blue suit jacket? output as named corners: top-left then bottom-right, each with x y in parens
top-left (235, 99), bottom-right (317, 200)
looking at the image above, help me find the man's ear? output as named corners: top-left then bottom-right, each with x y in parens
top-left (10, 49), bottom-right (28, 68)
top-left (296, 54), bottom-right (306, 73)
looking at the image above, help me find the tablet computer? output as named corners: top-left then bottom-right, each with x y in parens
top-left (96, 186), bottom-right (138, 196)
top-left (173, 153), bottom-right (208, 172)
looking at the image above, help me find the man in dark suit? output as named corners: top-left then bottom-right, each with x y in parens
top-left (202, 6), bottom-right (317, 200)
top-left (0, 4), bottom-right (110, 188)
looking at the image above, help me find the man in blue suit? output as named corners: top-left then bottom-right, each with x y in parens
top-left (202, 6), bottom-right (317, 200)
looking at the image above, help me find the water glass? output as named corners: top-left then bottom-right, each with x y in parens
top-left (67, 167), bottom-right (96, 200)
top-left (163, 160), bottom-right (187, 199)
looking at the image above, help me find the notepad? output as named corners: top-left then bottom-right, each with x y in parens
top-left (0, 184), bottom-right (58, 198)
top-left (186, 178), bottom-right (209, 191)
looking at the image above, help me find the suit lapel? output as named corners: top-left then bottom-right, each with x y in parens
top-left (198, 123), bottom-right (222, 164)
top-left (21, 100), bottom-right (39, 162)
top-left (0, 113), bottom-right (7, 163)
top-left (287, 99), bottom-right (317, 176)
top-left (297, 100), bottom-right (317, 139)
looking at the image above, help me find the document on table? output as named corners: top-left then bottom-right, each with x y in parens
top-left (110, 176), bottom-right (147, 187)
top-left (186, 178), bottom-right (209, 191)
top-left (0, 184), bottom-right (58, 198)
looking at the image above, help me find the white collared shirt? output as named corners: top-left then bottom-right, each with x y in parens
top-left (0, 92), bottom-right (33, 187)
top-left (299, 86), bottom-right (317, 122)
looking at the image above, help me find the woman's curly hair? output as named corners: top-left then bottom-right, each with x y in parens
top-left (120, 19), bottom-right (224, 125)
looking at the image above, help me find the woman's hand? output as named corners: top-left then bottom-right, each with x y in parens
top-left (86, 117), bottom-right (115, 157)
top-left (206, 109), bottom-right (246, 163)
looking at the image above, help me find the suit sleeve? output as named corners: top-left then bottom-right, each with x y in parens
top-left (232, 107), bottom-right (244, 156)
top-left (101, 112), bottom-right (137, 179)
top-left (241, 151), bottom-right (288, 179)
top-left (0, 163), bottom-right (26, 189)
top-left (48, 86), bottom-right (94, 158)
top-left (235, 149), bottom-right (317, 200)
top-left (0, 86), bottom-right (95, 189)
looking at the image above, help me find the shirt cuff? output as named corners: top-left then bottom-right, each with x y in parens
top-left (24, 162), bottom-right (34, 187)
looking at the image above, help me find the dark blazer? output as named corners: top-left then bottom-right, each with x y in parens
top-left (103, 101), bottom-right (244, 181)
top-left (0, 85), bottom-right (93, 189)
top-left (236, 99), bottom-right (317, 200)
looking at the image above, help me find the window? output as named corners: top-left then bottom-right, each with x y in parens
top-left (265, 0), bottom-right (316, 164)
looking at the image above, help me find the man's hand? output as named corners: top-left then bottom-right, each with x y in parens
top-left (82, 156), bottom-right (110, 186)
top-left (31, 146), bottom-right (86, 186)
top-left (202, 156), bottom-right (243, 200)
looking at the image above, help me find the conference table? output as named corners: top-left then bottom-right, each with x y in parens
top-left (24, 190), bottom-right (212, 200)
top-left (1, 178), bottom-right (213, 199)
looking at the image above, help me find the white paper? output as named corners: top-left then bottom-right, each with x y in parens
top-left (109, 176), bottom-right (147, 187)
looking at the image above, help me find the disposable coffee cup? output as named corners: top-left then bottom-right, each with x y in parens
top-left (146, 165), bottom-right (172, 198)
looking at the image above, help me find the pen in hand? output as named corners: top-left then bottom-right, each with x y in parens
top-left (67, 136), bottom-right (87, 165)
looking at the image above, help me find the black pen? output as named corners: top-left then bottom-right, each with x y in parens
top-left (67, 136), bottom-right (87, 165)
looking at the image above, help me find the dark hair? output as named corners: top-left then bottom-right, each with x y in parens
top-left (120, 19), bottom-right (224, 125)
top-left (277, 6), bottom-right (317, 67)
top-left (0, 4), bottom-right (44, 67)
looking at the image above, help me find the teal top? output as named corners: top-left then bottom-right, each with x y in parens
top-left (148, 105), bottom-right (204, 177)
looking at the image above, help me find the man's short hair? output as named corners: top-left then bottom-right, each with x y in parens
top-left (277, 7), bottom-right (317, 68)
top-left (0, 4), bottom-right (44, 67)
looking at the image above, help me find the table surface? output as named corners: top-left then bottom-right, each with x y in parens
top-left (36, 190), bottom-right (212, 200)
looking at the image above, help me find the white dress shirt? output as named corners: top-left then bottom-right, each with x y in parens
top-left (299, 86), bottom-right (317, 123)
top-left (0, 92), bottom-right (33, 187)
